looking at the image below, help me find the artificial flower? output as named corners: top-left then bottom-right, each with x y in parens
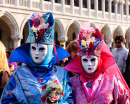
top-left (31, 26), bottom-right (37, 33)
top-left (41, 79), bottom-right (64, 103)
top-left (81, 40), bottom-right (86, 47)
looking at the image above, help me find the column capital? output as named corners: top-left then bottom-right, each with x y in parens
top-left (107, 0), bottom-right (112, 3)
top-left (11, 35), bottom-right (23, 40)
top-left (58, 36), bottom-right (68, 42)
top-left (125, 0), bottom-right (129, 5)
top-left (119, 0), bottom-right (124, 4)
top-left (113, 0), bottom-right (119, 3)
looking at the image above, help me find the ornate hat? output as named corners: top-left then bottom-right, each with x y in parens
top-left (77, 22), bottom-right (103, 56)
top-left (27, 12), bottom-right (54, 44)
top-left (9, 12), bottom-right (70, 66)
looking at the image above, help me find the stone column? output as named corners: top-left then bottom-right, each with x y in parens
top-left (95, 0), bottom-right (98, 18)
top-left (120, 1), bottom-right (124, 21)
top-left (11, 35), bottom-right (23, 49)
top-left (108, 0), bottom-right (112, 20)
top-left (28, 0), bottom-right (32, 8)
top-left (102, 0), bottom-right (105, 18)
top-left (60, 42), bottom-right (66, 49)
top-left (79, 0), bottom-right (83, 15)
top-left (114, 0), bottom-right (118, 21)
top-left (126, 1), bottom-right (129, 22)
top-left (61, 0), bottom-right (65, 13)
top-left (87, 0), bottom-right (91, 17)
top-left (59, 36), bottom-right (68, 49)
top-left (40, 0), bottom-right (44, 10)
top-left (2, 0), bottom-right (5, 4)
top-left (71, 0), bottom-right (74, 14)
top-left (15, 0), bottom-right (19, 6)
top-left (51, 0), bottom-right (55, 12)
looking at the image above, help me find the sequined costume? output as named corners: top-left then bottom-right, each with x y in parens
top-left (64, 23), bottom-right (130, 104)
top-left (1, 12), bottom-right (74, 104)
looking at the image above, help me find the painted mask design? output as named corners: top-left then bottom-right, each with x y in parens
top-left (81, 55), bottom-right (98, 74)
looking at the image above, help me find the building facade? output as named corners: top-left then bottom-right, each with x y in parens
top-left (0, 0), bottom-right (130, 50)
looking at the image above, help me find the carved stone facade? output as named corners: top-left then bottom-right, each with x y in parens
top-left (0, 0), bottom-right (130, 50)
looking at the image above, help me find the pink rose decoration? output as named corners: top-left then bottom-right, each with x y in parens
top-left (50, 96), bottom-right (57, 102)
top-left (53, 80), bottom-right (59, 85)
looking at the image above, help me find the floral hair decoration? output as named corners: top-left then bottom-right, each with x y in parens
top-left (78, 22), bottom-right (103, 56)
top-left (27, 12), bottom-right (55, 44)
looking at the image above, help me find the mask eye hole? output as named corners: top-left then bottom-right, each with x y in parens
top-left (83, 58), bottom-right (88, 62)
top-left (91, 58), bottom-right (95, 62)
top-left (39, 48), bottom-right (45, 51)
top-left (32, 46), bottom-right (36, 50)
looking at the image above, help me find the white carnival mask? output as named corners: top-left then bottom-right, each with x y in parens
top-left (31, 43), bottom-right (48, 64)
top-left (81, 55), bottom-right (98, 74)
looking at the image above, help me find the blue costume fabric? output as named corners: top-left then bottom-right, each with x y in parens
top-left (1, 66), bottom-right (74, 104)
top-left (0, 12), bottom-right (74, 104)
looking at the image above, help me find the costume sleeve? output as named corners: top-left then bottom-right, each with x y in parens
top-left (1, 76), bottom-right (17, 104)
top-left (114, 77), bottom-right (129, 104)
top-left (58, 69), bottom-right (74, 104)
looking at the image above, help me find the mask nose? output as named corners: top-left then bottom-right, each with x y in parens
top-left (88, 61), bottom-right (92, 66)
top-left (35, 49), bottom-right (39, 55)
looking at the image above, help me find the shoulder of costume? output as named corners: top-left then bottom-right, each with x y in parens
top-left (11, 66), bottom-right (29, 76)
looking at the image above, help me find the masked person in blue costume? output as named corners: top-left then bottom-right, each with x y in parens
top-left (1, 12), bottom-right (74, 104)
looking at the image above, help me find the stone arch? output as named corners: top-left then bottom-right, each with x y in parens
top-left (20, 14), bottom-right (31, 44)
top-left (20, 14), bottom-right (31, 36)
top-left (65, 19), bottom-right (80, 41)
top-left (0, 11), bottom-right (5, 17)
top-left (0, 11), bottom-right (20, 49)
top-left (113, 26), bottom-right (123, 39)
top-left (101, 24), bottom-right (112, 47)
top-left (90, 22), bottom-right (96, 28)
top-left (4, 11), bottom-right (19, 36)
top-left (55, 18), bottom-right (64, 42)
top-left (113, 25), bottom-right (123, 47)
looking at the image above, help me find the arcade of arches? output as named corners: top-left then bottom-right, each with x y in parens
top-left (0, 15), bottom-right (130, 50)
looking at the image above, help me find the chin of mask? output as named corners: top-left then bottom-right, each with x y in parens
top-left (31, 43), bottom-right (48, 64)
top-left (81, 55), bottom-right (98, 74)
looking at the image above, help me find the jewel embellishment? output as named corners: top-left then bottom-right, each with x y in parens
top-left (86, 82), bottom-right (92, 88)
top-left (86, 77), bottom-right (96, 88)
top-left (35, 71), bottom-right (46, 83)
top-left (38, 77), bottom-right (44, 83)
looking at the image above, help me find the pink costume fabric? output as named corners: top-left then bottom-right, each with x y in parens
top-left (64, 23), bottom-right (130, 104)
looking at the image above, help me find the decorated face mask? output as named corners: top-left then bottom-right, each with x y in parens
top-left (81, 55), bottom-right (98, 74)
top-left (31, 43), bottom-right (48, 64)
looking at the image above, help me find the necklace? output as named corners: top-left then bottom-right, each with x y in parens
top-left (35, 71), bottom-right (46, 83)
top-left (86, 77), bottom-right (96, 88)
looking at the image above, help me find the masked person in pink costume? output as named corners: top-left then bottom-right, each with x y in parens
top-left (64, 23), bottom-right (130, 104)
